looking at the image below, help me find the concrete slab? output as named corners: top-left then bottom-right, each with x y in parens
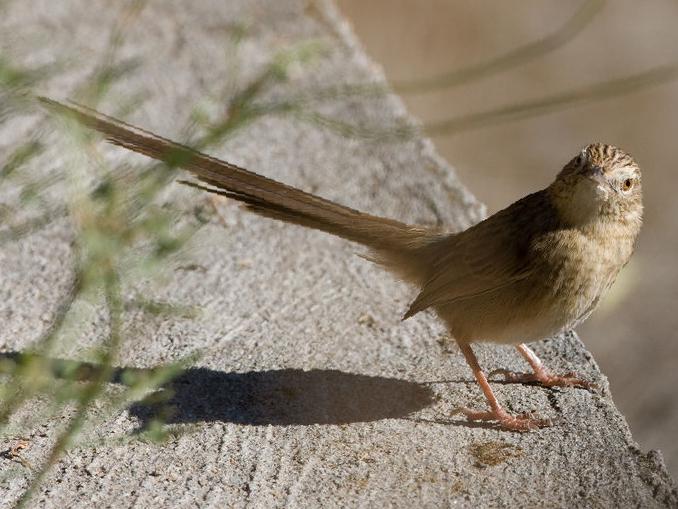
top-left (1, 0), bottom-right (676, 507)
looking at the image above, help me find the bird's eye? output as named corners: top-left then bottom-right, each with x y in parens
top-left (622, 178), bottom-right (634, 192)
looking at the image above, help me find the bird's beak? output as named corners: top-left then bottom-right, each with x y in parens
top-left (583, 165), bottom-right (616, 194)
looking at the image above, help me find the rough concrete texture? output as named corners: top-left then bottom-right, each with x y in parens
top-left (1, 1), bottom-right (676, 508)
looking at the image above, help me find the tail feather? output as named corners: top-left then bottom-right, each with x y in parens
top-left (40, 97), bottom-right (441, 283)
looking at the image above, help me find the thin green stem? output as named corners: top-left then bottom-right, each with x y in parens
top-left (0, 266), bottom-right (82, 428)
top-left (15, 271), bottom-right (123, 509)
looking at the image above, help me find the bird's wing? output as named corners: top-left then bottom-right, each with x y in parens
top-left (404, 191), bottom-right (551, 319)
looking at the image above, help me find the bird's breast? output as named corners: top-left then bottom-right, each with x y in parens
top-left (536, 222), bottom-right (635, 332)
top-left (439, 221), bottom-right (635, 345)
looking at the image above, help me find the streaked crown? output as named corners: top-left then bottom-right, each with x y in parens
top-left (582, 143), bottom-right (639, 176)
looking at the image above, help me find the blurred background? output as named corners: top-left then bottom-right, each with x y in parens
top-left (336, 0), bottom-right (678, 477)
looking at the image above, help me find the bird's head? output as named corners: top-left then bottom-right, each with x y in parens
top-left (550, 143), bottom-right (643, 228)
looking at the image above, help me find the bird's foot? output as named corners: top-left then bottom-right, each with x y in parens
top-left (458, 407), bottom-right (550, 432)
top-left (489, 368), bottom-right (595, 389)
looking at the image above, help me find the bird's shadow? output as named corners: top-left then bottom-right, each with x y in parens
top-left (131, 366), bottom-right (437, 427)
top-left (0, 352), bottom-right (436, 427)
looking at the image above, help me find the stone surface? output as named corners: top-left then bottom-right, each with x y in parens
top-left (0, 0), bottom-right (676, 507)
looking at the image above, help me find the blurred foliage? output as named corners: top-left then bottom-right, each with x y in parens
top-left (426, 62), bottom-right (678, 136)
top-left (283, 0), bottom-right (678, 139)
top-left (395, 0), bottom-right (605, 93)
top-left (0, 5), bottom-right (341, 507)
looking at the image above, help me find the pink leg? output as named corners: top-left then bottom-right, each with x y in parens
top-left (490, 344), bottom-right (594, 389)
top-left (456, 341), bottom-right (549, 431)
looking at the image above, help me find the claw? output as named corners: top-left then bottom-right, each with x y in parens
top-left (488, 368), bottom-right (513, 379)
top-left (457, 406), bottom-right (551, 432)
top-left (490, 368), bottom-right (595, 390)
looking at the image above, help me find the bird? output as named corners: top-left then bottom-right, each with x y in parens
top-left (40, 98), bottom-right (643, 431)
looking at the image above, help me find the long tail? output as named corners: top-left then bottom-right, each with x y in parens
top-left (40, 98), bottom-right (443, 283)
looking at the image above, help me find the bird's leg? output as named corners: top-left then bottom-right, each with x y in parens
top-left (456, 341), bottom-right (549, 431)
top-left (490, 343), bottom-right (594, 389)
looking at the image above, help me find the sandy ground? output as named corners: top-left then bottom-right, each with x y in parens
top-left (337, 0), bottom-right (678, 478)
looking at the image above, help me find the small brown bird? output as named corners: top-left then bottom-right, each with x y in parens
top-left (41, 98), bottom-right (643, 431)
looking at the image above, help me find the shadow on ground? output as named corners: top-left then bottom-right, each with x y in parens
top-left (0, 352), bottom-right (435, 426)
top-left (132, 367), bottom-right (435, 426)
